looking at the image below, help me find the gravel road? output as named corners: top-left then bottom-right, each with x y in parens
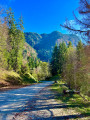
top-left (11, 87), bottom-right (89, 120)
top-left (0, 81), bottom-right (54, 120)
top-left (0, 81), bottom-right (89, 120)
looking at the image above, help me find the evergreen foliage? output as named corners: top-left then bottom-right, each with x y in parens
top-left (51, 40), bottom-right (89, 96)
top-left (50, 42), bottom-right (67, 75)
top-left (50, 44), bottom-right (58, 75)
top-left (5, 8), bottom-right (25, 71)
top-left (58, 42), bottom-right (67, 74)
top-left (27, 56), bottom-right (40, 70)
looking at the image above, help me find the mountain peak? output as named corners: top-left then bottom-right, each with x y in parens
top-left (25, 31), bottom-right (80, 61)
top-left (50, 31), bottom-right (62, 35)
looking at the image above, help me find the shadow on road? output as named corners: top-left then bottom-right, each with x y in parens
top-left (0, 81), bottom-right (54, 120)
top-left (21, 88), bottom-right (89, 120)
top-left (0, 82), bottom-right (89, 120)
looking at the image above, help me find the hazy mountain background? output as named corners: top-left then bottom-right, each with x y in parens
top-left (25, 31), bottom-right (80, 61)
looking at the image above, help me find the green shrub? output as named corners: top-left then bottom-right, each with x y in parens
top-left (6, 75), bottom-right (22, 85)
top-left (31, 62), bottom-right (51, 81)
top-left (22, 73), bottom-right (37, 84)
top-left (5, 71), bottom-right (22, 85)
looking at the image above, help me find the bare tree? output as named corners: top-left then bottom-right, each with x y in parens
top-left (60, 0), bottom-right (90, 42)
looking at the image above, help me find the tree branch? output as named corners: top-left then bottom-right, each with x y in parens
top-left (73, 12), bottom-right (90, 28)
top-left (60, 24), bottom-right (87, 33)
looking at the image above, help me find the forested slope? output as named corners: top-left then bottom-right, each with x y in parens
top-left (25, 31), bottom-right (80, 61)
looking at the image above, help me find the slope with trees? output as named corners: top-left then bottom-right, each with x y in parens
top-left (59, 0), bottom-right (90, 96)
top-left (50, 41), bottom-right (90, 96)
top-left (0, 8), bottom-right (51, 87)
top-left (25, 31), bottom-right (80, 61)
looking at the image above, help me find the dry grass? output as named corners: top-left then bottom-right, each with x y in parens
top-left (0, 69), bottom-right (22, 87)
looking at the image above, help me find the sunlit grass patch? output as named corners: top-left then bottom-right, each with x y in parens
top-left (51, 81), bottom-right (90, 116)
top-left (51, 82), bottom-right (68, 94)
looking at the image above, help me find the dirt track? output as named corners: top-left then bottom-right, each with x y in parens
top-left (11, 86), bottom-right (89, 120)
top-left (0, 81), bottom-right (89, 120)
top-left (0, 81), bottom-right (53, 120)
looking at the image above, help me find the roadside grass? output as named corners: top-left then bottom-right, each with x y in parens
top-left (51, 80), bottom-right (90, 116)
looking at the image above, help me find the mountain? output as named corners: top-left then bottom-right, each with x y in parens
top-left (23, 42), bottom-right (38, 64)
top-left (25, 31), bottom-right (80, 61)
top-left (25, 32), bottom-right (42, 47)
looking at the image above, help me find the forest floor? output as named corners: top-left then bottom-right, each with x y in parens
top-left (0, 81), bottom-right (89, 120)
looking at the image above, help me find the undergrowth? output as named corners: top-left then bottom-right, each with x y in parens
top-left (51, 78), bottom-right (90, 116)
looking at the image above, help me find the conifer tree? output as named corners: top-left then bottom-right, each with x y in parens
top-left (15, 15), bottom-right (25, 71)
top-left (58, 42), bottom-right (67, 74)
top-left (50, 44), bottom-right (58, 75)
top-left (76, 40), bottom-right (85, 62)
top-left (68, 41), bottom-right (73, 48)
top-left (6, 8), bottom-right (17, 70)
top-left (5, 8), bottom-right (25, 71)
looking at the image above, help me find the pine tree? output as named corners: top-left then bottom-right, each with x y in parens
top-left (50, 44), bottom-right (58, 75)
top-left (76, 40), bottom-right (84, 62)
top-left (5, 8), bottom-right (25, 71)
top-left (6, 8), bottom-right (17, 70)
top-left (15, 15), bottom-right (25, 71)
top-left (58, 42), bottom-right (67, 74)
top-left (68, 41), bottom-right (73, 48)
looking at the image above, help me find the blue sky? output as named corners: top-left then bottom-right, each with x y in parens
top-left (0, 0), bottom-right (79, 34)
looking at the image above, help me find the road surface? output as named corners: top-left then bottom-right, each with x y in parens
top-left (0, 81), bottom-right (54, 120)
top-left (0, 81), bottom-right (89, 120)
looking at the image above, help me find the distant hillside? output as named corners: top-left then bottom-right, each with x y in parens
top-left (23, 42), bottom-right (38, 64)
top-left (25, 31), bottom-right (80, 61)
top-left (25, 32), bottom-right (42, 47)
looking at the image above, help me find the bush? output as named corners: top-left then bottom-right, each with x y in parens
top-left (22, 73), bottom-right (37, 84)
top-left (6, 75), bottom-right (22, 85)
top-left (32, 62), bottom-right (51, 81)
top-left (5, 71), bottom-right (22, 85)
